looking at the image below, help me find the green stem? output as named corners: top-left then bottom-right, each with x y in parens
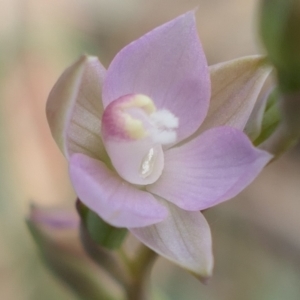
top-left (80, 216), bottom-right (158, 300)
top-left (125, 245), bottom-right (158, 300)
top-left (80, 223), bottom-right (130, 287)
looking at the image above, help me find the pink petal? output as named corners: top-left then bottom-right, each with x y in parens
top-left (69, 153), bottom-right (168, 228)
top-left (130, 201), bottom-right (213, 279)
top-left (102, 12), bottom-right (210, 144)
top-left (148, 127), bottom-right (273, 211)
top-left (46, 55), bottom-right (107, 160)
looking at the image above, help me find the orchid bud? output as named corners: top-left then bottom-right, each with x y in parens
top-left (27, 205), bottom-right (116, 299)
top-left (252, 89), bottom-right (281, 146)
top-left (76, 200), bottom-right (127, 250)
top-left (260, 0), bottom-right (300, 92)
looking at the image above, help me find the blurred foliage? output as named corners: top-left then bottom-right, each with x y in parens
top-left (260, 0), bottom-right (300, 92)
top-left (260, 0), bottom-right (300, 151)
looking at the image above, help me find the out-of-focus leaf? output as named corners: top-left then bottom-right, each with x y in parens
top-left (260, 0), bottom-right (300, 92)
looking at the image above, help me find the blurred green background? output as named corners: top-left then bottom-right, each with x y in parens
top-left (1, 0), bottom-right (300, 299)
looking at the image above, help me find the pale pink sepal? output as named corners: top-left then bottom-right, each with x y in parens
top-left (102, 12), bottom-right (210, 144)
top-left (148, 127), bottom-right (273, 211)
top-left (130, 201), bottom-right (213, 279)
top-left (46, 55), bottom-right (107, 160)
top-left (69, 153), bottom-right (168, 228)
top-left (193, 56), bottom-right (271, 136)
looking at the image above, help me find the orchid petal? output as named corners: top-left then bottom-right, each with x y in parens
top-left (46, 55), bottom-right (107, 160)
top-left (192, 56), bottom-right (271, 137)
top-left (69, 153), bottom-right (168, 228)
top-left (102, 12), bottom-right (210, 144)
top-left (130, 201), bottom-right (213, 279)
top-left (148, 127), bottom-right (272, 211)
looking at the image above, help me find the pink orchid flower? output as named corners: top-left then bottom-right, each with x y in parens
top-left (46, 12), bottom-right (272, 278)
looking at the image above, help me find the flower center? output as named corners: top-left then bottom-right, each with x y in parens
top-left (101, 94), bottom-right (178, 185)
